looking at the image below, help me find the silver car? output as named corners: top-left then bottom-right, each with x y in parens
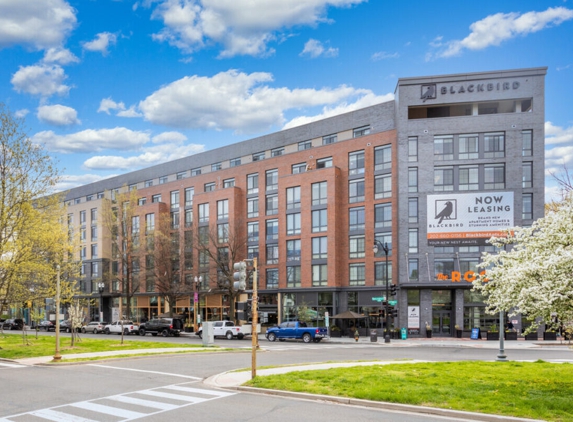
top-left (81, 321), bottom-right (108, 334)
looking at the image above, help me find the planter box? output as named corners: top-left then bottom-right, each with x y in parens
top-left (456, 330), bottom-right (463, 338)
top-left (525, 333), bottom-right (538, 341)
top-left (543, 331), bottom-right (557, 341)
top-left (426, 331), bottom-right (432, 338)
top-left (505, 331), bottom-right (518, 340)
top-left (487, 332), bottom-right (500, 341)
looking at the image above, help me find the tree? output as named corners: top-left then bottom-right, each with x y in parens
top-left (474, 194), bottom-right (573, 332)
top-left (101, 188), bottom-right (142, 321)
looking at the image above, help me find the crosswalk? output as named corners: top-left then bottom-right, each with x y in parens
top-left (0, 383), bottom-right (235, 422)
top-left (0, 362), bottom-right (26, 369)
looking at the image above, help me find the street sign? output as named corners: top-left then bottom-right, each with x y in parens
top-left (388, 300), bottom-right (397, 306)
top-left (372, 296), bottom-right (385, 302)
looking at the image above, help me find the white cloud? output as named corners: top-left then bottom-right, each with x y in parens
top-left (55, 173), bottom-right (115, 192)
top-left (32, 127), bottom-right (150, 153)
top-left (117, 106), bottom-right (143, 118)
top-left (0, 0), bottom-right (76, 51)
top-left (148, 0), bottom-right (366, 57)
top-left (300, 39), bottom-right (338, 58)
top-left (43, 47), bottom-right (79, 64)
top-left (283, 92), bottom-right (394, 129)
top-left (371, 51), bottom-right (399, 61)
top-left (82, 32), bottom-right (118, 55)
top-left (37, 104), bottom-right (80, 126)
top-left (138, 69), bottom-right (377, 133)
top-left (83, 142), bottom-right (204, 170)
top-left (545, 121), bottom-right (573, 145)
top-left (152, 131), bottom-right (188, 144)
top-left (434, 7), bottom-right (573, 58)
top-left (11, 64), bottom-right (71, 97)
top-left (14, 109), bottom-right (29, 118)
top-left (98, 97), bottom-right (126, 114)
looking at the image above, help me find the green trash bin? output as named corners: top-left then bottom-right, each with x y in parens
top-left (400, 327), bottom-right (407, 340)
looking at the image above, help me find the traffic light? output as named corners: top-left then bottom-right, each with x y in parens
top-left (233, 261), bottom-right (247, 290)
top-left (390, 284), bottom-right (397, 296)
top-left (389, 308), bottom-right (398, 318)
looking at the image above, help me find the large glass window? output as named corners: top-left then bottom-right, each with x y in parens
top-left (409, 229), bottom-right (418, 253)
top-left (435, 259), bottom-right (455, 279)
top-left (484, 132), bottom-right (505, 158)
top-left (266, 169), bottom-right (278, 191)
top-left (408, 137), bottom-right (418, 162)
top-left (266, 269), bottom-right (278, 289)
top-left (349, 179), bottom-right (365, 203)
top-left (217, 223), bottom-right (228, 243)
top-left (286, 239), bottom-right (301, 262)
top-left (266, 244), bottom-right (279, 265)
top-left (298, 140), bottom-right (312, 150)
top-left (204, 182), bottom-right (215, 192)
top-left (349, 235), bottom-right (365, 258)
top-left (374, 174), bottom-right (391, 199)
top-left (286, 213), bottom-right (301, 235)
top-left (484, 164), bottom-right (505, 189)
top-left (266, 219), bottom-right (279, 241)
top-left (522, 193), bottom-right (533, 219)
top-left (408, 198), bottom-right (418, 223)
top-left (349, 207), bottom-right (365, 231)
top-left (434, 167), bottom-right (454, 191)
top-left (292, 163), bottom-right (306, 174)
top-left (374, 145), bottom-right (391, 171)
top-left (198, 203), bottom-right (209, 223)
top-left (459, 166), bottom-right (479, 190)
top-left (247, 221), bottom-right (259, 242)
top-left (247, 197), bottom-right (259, 218)
top-left (312, 265), bottom-right (328, 286)
top-left (458, 134), bottom-right (479, 160)
top-left (312, 209), bottom-right (327, 232)
top-left (409, 168), bottom-right (418, 193)
top-left (185, 187), bottom-right (194, 207)
top-left (375, 261), bottom-right (392, 286)
top-left (349, 151), bottom-right (365, 175)
top-left (312, 237), bottom-right (327, 259)
top-left (522, 130), bottom-right (533, 156)
top-left (522, 162), bottom-right (533, 188)
top-left (287, 266), bottom-right (301, 287)
top-left (286, 186), bottom-right (301, 209)
top-left (353, 126), bottom-right (370, 137)
top-left (434, 135), bottom-right (454, 160)
top-left (408, 259), bottom-right (418, 280)
top-left (247, 173), bottom-right (259, 194)
top-left (349, 263), bottom-right (365, 286)
top-left (374, 203), bottom-right (391, 228)
top-left (266, 194), bottom-right (278, 215)
top-left (217, 199), bottom-right (228, 220)
top-left (312, 182), bottom-right (327, 206)
top-left (323, 134), bottom-right (337, 145)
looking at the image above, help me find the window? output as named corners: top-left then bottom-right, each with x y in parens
top-left (434, 135), bottom-right (454, 160)
top-left (298, 140), bottom-right (312, 150)
top-left (91, 262), bottom-right (99, 277)
top-left (523, 162), bottom-right (533, 188)
top-left (271, 147), bottom-right (284, 157)
top-left (312, 209), bottom-right (327, 232)
top-left (266, 169), bottom-right (278, 191)
top-left (349, 207), bottom-right (365, 231)
top-left (484, 164), bottom-right (505, 189)
top-left (286, 213), bottom-right (301, 235)
top-left (145, 213), bottom-right (155, 234)
top-left (191, 168), bottom-right (201, 176)
top-left (217, 199), bottom-right (228, 220)
top-left (138, 197), bottom-right (147, 206)
top-left (408, 259), bottom-right (418, 280)
top-left (459, 134), bottom-right (479, 159)
top-left (312, 182), bottom-right (327, 206)
top-left (198, 203), bottom-right (209, 223)
top-left (434, 167), bottom-right (454, 191)
top-left (266, 244), bottom-right (279, 264)
top-left (211, 162), bottom-right (222, 171)
top-left (522, 193), bottom-right (533, 219)
top-left (312, 237), bottom-right (327, 260)
top-left (349, 235), bottom-right (365, 258)
top-left (247, 173), bottom-right (259, 194)
top-left (374, 203), bottom-right (391, 228)
top-left (185, 209), bottom-right (193, 227)
top-left (170, 190), bottom-right (179, 209)
top-left (522, 130), bottom-right (533, 156)
top-left (145, 180), bottom-right (153, 187)
top-left (91, 225), bottom-right (97, 241)
top-left (177, 171), bottom-right (187, 180)
top-left (80, 246), bottom-right (86, 260)
top-left (317, 157), bottom-right (332, 169)
top-left (198, 226), bottom-right (209, 246)
top-left (374, 145), bottom-right (391, 171)
top-left (80, 210), bottom-right (86, 224)
top-left (80, 227), bottom-right (86, 242)
top-left (247, 221), bottom-right (259, 242)
top-left (408, 198), bottom-right (418, 223)
top-left (171, 211), bottom-right (180, 229)
top-left (87, 195), bottom-right (93, 202)
top-left (159, 176), bottom-right (168, 184)
top-left (459, 166), bottom-right (479, 190)
top-left (266, 194), bottom-right (278, 215)
top-left (248, 246), bottom-right (259, 260)
top-left (286, 186), bottom-right (301, 209)
top-left (323, 134), bottom-right (337, 145)
top-left (205, 182), bottom-right (215, 192)
top-left (91, 244), bottom-right (98, 258)
top-left (286, 239), bottom-right (301, 262)
top-left (199, 250), bottom-right (210, 267)
top-left (408, 137), bottom-right (418, 162)
top-left (349, 179), bottom-right (365, 203)
top-left (435, 259), bottom-right (455, 279)
top-left (375, 261), bottom-right (392, 286)
top-left (97, 192), bottom-right (104, 199)
top-left (266, 269), bottom-right (279, 289)
top-left (152, 194), bottom-right (161, 203)
top-left (409, 168), bottom-right (418, 193)
top-left (266, 219), bottom-right (279, 241)
top-left (353, 126), bottom-right (370, 137)
top-left (409, 229), bottom-right (418, 253)
top-left (484, 132), bottom-right (505, 158)
top-left (374, 174), bottom-right (391, 199)
top-left (223, 178), bottom-right (235, 188)
top-left (252, 151), bottom-right (265, 161)
top-left (312, 264), bottom-right (328, 286)
top-left (247, 197), bottom-right (259, 218)
top-left (459, 258), bottom-right (479, 275)
top-left (292, 163), bottom-right (306, 174)
top-left (91, 208), bottom-right (97, 221)
top-left (287, 266), bottom-right (301, 287)
top-left (132, 216), bottom-right (140, 234)
top-left (349, 150), bottom-right (365, 175)
top-left (75, 198), bottom-right (81, 204)
top-left (230, 157), bottom-right (241, 167)
top-left (349, 263), bottom-right (365, 286)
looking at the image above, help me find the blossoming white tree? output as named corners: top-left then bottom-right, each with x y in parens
top-left (473, 194), bottom-right (573, 333)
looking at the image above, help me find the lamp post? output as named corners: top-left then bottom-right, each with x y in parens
top-left (193, 276), bottom-right (202, 332)
top-left (98, 282), bottom-right (105, 322)
top-left (373, 240), bottom-right (391, 344)
top-left (53, 264), bottom-right (61, 361)
top-left (497, 309), bottom-right (508, 361)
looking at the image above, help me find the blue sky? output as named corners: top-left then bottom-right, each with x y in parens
top-left (1, 1), bottom-right (572, 201)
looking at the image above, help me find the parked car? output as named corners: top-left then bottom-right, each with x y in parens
top-left (265, 321), bottom-right (328, 343)
top-left (104, 321), bottom-right (139, 335)
top-left (2, 318), bottom-right (24, 330)
top-left (139, 318), bottom-right (182, 337)
top-left (59, 320), bottom-right (81, 333)
top-left (196, 320), bottom-right (247, 340)
top-left (37, 320), bottom-right (56, 331)
top-left (81, 321), bottom-right (109, 334)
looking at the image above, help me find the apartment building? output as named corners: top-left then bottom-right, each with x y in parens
top-left (63, 67), bottom-right (546, 337)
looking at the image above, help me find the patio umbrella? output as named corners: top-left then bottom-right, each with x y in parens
top-left (331, 310), bottom-right (367, 334)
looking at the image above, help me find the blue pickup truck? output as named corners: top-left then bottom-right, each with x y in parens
top-left (265, 321), bottom-right (328, 343)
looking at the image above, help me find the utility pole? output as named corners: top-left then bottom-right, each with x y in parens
top-left (251, 257), bottom-right (258, 379)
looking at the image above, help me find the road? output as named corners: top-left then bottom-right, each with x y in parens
top-left (2, 333), bottom-right (571, 421)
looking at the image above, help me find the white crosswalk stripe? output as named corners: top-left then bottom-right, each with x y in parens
top-left (0, 383), bottom-right (235, 422)
top-left (0, 362), bottom-right (26, 368)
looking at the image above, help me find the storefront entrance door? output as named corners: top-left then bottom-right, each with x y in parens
top-left (432, 310), bottom-right (451, 336)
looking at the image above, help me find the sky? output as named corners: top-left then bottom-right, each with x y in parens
top-left (1, 0), bottom-right (572, 202)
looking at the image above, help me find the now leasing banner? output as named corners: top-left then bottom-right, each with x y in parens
top-left (427, 192), bottom-right (514, 246)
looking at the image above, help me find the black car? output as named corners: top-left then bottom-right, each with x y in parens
top-left (2, 318), bottom-right (24, 330)
top-left (139, 318), bottom-right (182, 337)
top-left (37, 320), bottom-right (56, 331)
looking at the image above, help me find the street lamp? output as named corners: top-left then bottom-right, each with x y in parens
top-left (98, 282), bottom-right (105, 322)
top-left (497, 309), bottom-right (508, 361)
top-left (193, 276), bottom-right (202, 332)
top-left (54, 264), bottom-right (61, 362)
top-left (373, 240), bottom-right (391, 344)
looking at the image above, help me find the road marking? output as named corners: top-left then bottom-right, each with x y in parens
top-left (107, 395), bottom-right (179, 411)
top-left (162, 385), bottom-right (235, 397)
top-left (0, 362), bottom-right (26, 368)
top-left (136, 389), bottom-right (207, 403)
top-left (87, 364), bottom-right (202, 379)
top-left (70, 402), bottom-right (146, 419)
top-left (30, 408), bottom-right (99, 421)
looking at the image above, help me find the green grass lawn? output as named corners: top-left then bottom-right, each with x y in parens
top-left (0, 332), bottom-right (206, 360)
top-left (246, 361), bottom-right (573, 422)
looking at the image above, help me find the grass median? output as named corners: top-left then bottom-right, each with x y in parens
top-left (245, 360), bottom-right (573, 421)
top-left (0, 332), bottom-right (211, 360)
